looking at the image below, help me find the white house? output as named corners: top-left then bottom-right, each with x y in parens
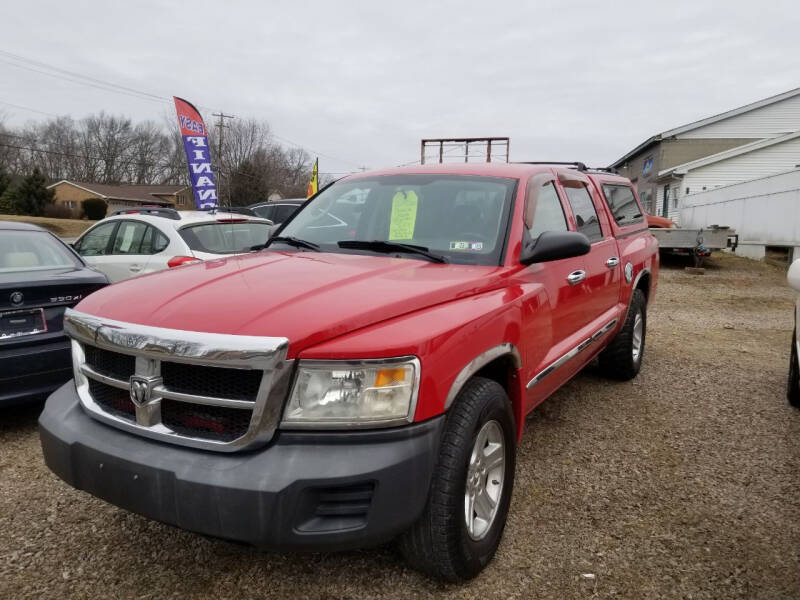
top-left (657, 118), bottom-right (800, 224)
top-left (611, 87), bottom-right (800, 230)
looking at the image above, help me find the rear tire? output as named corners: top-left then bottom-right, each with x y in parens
top-left (398, 377), bottom-right (515, 582)
top-left (788, 329), bottom-right (800, 408)
top-left (599, 288), bottom-right (646, 380)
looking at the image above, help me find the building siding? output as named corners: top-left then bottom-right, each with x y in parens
top-left (615, 138), bottom-right (752, 217)
top-left (660, 138), bottom-right (752, 170)
top-left (50, 183), bottom-right (100, 217)
top-left (50, 181), bottom-right (188, 216)
top-left (680, 135), bottom-right (800, 193)
top-left (679, 94), bottom-right (800, 139)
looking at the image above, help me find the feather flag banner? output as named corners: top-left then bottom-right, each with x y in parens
top-left (174, 97), bottom-right (218, 210)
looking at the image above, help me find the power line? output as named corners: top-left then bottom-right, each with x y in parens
top-left (270, 133), bottom-right (364, 170)
top-left (0, 99), bottom-right (62, 118)
top-left (398, 141), bottom-right (466, 166)
top-left (0, 141), bottom-right (181, 171)
top-left (0, 58), bottom-right (168, 106)
top-left (0, 49), bottom-right (365, 170)
top-left (0, 50), bottom-right (168, 102)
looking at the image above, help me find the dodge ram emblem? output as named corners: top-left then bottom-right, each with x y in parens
top-left (10, 291), bottom-right (24, 306)
top-left (129, 375), bottom-right (162, 407)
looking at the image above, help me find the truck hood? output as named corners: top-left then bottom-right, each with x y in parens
top-left (75, 251), bottom-right (508, 355)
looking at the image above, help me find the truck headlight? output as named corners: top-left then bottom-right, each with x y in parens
top-left (281, 357), bottom-right (420, 428)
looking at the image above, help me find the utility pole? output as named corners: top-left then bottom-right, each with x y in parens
top-left (212, 111), bottom-right (235, 206)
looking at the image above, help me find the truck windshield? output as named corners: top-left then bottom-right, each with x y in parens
top-left (277, 175), bottom-right (516, 265)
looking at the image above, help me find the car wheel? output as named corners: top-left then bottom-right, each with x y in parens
top-left (788, 328), bottom-right (800, 408)
top-left (398, 376), bottom-right (515, 582)
top-left (599, 288), bottom-right (647, 380)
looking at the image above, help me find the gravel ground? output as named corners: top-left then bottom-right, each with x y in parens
top-left (2, 253), bottom-right (799, 599)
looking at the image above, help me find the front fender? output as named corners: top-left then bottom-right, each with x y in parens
top-left (297, 287), bottom-right (525, 424)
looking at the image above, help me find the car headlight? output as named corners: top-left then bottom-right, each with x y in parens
top-left (281, 357), bottom-right (420, 428)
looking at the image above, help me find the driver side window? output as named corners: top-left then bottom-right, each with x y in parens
top-left (75, 221), bottom-right (117, 256)
top-left (528, 182), bottom-right (568, 239)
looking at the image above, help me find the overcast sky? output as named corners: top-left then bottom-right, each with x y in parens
top-left (3, 1), bottom-right (800, 175)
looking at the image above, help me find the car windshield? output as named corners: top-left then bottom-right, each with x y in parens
top-left (178, 222), bottom-right (273, 254)
top-left (0, 230), bottom-right (81, 272)
top-left (277, 175), bottom-right (516, 265)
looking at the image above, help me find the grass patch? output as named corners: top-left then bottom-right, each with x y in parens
top-left (0, 213), bottom-right (93, 237)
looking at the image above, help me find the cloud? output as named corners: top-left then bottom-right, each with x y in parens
top-left (3, 0), bottom-right (800, 172)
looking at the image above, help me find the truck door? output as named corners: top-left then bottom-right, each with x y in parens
top-left (557, 173), bottom-right (621, 329)
top-left (519, 173), bottom-right (592, 403)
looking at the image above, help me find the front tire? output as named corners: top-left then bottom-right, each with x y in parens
top-left (399, 377), bottom-right (515, 582)
top-left (788, 329), bottom-right (800, 407)
top-left (599, 288), bottom-right (647, 380)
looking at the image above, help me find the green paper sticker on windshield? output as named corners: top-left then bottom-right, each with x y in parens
top-left (389, 190), bottom-right (418, 240)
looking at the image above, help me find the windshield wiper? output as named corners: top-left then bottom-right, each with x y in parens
top-left (337, 240), bottom-right (447, 263)
top-left (254, 236), bottom-right (320, 252)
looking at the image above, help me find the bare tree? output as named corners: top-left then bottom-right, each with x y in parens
top-left (0, 112), bottom-right (314, 200)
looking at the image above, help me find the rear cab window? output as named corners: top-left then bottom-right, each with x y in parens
top-left (600, 184), bottom-right (645, 227)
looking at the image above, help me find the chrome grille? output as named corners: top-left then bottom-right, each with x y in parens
top-left (88, 379), bottom-right (136, 419)
top-left (64, 309), bottom-right (291, 452)
top-left (84, 345), bottom-right (136, 380)
top-left (161, 361), bottom-right (263, 400)
top-left (161, 399), bottom-right (252, 442)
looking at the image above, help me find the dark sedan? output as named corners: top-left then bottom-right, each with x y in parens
top-left (1, 221), bottom-right (108, 406)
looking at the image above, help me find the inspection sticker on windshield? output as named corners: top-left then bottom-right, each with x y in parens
top-left (389, 190), bottom-right (418, 240)
top-left (449, 241), bottom-right (483, 251)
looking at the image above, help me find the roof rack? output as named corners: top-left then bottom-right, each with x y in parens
top-left (587, 166), bottom-right (619, 174)
top-left (111, 207), bottom-right (181, 220)
top-left (515, 161), bottom-right (588, 172)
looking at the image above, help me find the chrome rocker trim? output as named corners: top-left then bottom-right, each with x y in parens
top-left (64, 308), bottom-right (290, 453)
top-left (526, 319), bottom-right (618, 389)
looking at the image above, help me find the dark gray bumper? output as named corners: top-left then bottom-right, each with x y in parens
top-left (39, 382), bottom-right (444, 551)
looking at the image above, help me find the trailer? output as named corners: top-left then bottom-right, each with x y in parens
top-left (650, 225), bottom-right (738, 267)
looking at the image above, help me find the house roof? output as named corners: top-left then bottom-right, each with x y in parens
top-left (609, 86), bottom-right (800, 168)
top-left (658, 130), bottom-right (800, 177)
top-left (47, 180), bottom-right (189, 205)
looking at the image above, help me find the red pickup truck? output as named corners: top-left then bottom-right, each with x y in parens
top-left (39, 162), bottom-right (658, 581)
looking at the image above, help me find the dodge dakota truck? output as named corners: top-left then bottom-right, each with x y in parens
top-left (39, 162), bottom-right (658, 581)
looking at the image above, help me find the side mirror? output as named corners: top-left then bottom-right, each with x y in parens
top-left (788, 259), bottom-right (800, 292)
top-left (521, 230), bottom-right (591, 265)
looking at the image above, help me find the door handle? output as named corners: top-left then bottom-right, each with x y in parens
top-left (567, 270), bottom-right (586, 285)
top-left (129, 264), bottom-right (142, 273)
top-left (606, 257), bottom-right (620, 268)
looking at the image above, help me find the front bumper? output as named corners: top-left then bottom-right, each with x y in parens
top-left (39, 382), bottom-right (444, 551)
top-left (0, 336), bottom-right (71, 406)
